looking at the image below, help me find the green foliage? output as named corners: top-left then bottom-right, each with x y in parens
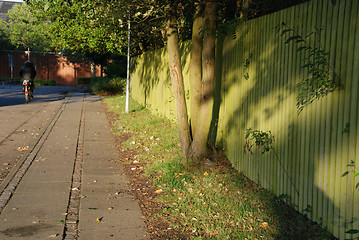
top-left (0, 2), bottom-right (52, 52)
top-left (34, 79), bottom-right (56, 86)
top-left (276, 22), bottom-right (339, 114)
top-left (345, 228), bottom-right (359, 240)
top-left (0, 78), bottom-right (21, 84)
top-left (28, 0), bottom-right (166, 56)
top-left (0, 78), bottom-right (55, 86)
top-left (104, 55), bottom-right (127, 78)
top-left (346, 229), bottom-right (359, 235)
top-left (244, 128), bottom-right (299, 196)
top-left (90, 77), bottom-right (125, 96)
top-left (28, 0), bottom-right (127, 54)
top-left (77, 77), bottom-right (91, 85)
top-left (277, 193), bottom-right (289, 203)
top-left (243, 53), bottom-right (253, 80)
top-left (342, 160), bottom-right (359, 190)
top-left (0, 26), bottom-right (16, 50)
top-left (244, 128), bottom-right (274, 154)
top-left (343, 122), bottom-right (350, 134)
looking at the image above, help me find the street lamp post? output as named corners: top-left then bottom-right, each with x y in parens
top-left (125, 4), bottom-right (131, 113)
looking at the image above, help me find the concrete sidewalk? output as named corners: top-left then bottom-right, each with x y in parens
top-left (0, 93), bottom-right (148, 239)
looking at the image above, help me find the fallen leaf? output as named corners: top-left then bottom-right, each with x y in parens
top-left (155, 189), bottom-right (163, 194)
top-left (260, 222), bottom-right (269, 228)
top-left (88, 208), bottom-right (98, 210)
top-left (48, 234), bottom-right (60, 238)
top-left (17, 146), bottom-right (29, 152)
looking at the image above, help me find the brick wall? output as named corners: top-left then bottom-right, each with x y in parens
top-left (0, 51), bottom-right (102, 85)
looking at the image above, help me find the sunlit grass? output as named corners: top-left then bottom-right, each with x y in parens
top-left (103, 95), bottom-right (335, 240)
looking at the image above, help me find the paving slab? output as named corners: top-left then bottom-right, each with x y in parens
top-left (77, 95), bottom-right (148, 239)
top-left (0, 222), bottom-right (62, 240)
top-left (0, 205), bottom-right (66, 224)
top-left (0, 93), bottom-right (148, 239)
top-left (0, 92), bottom-right (80, 239)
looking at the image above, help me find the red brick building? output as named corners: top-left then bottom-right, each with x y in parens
top-left (0, 51), bottom-right (101, 85)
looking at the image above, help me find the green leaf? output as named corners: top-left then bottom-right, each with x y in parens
top-left (280, 29), bottom-right (291, 36)
top-left (285, 35), bottom-right (301, 44)
top-left (354, 171), bottom-right (359, 177)
top-left (297, 46), bottom-right (308, 52)
top-left (44, 2), bottom-right (50, 11)
top-left (57, 220), bottom-right (64, 224)
top-left (341, 171), bottom-right (349, 177)
top-left (345, 229), bottom-right (359, 234)
top-left (301, 63), bottom-right (314, 69)
top-left (88, 207), bottom-right (98, 210)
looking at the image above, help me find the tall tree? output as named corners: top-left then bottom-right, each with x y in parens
top-left (28, 0), bottom-right (167, 56)
top-left (0, 2), bottom-right (52, 59)
top-left (166, 0), bottom-right (218, 163)
top-left (27, 0), bottom-right (167, 70)
top-left (166, 2), bottom-right (192, 163)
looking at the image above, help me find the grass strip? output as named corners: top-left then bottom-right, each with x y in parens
top-left (103, 95), bottom-right (335, 240)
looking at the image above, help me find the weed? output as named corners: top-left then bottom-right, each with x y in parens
top-left (90, 77), bottom-right (125, 96)
top-left (102, 95), bottom-right (336, 240)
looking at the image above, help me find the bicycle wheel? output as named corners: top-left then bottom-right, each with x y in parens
top-left (25, 94), bottom-right (30, 103)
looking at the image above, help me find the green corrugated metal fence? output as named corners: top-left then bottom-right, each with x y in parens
top-left (130, 0), bottom-right (359, 238)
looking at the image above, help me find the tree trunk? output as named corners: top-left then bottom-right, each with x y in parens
top-left (239, 0), bottom-right (250, 19)
top-left (27, 47), bottom-right (31, 61)
top-left (91, 62), bottom-right (96, 77)
top-left (189, 0), bottom-right (217, 160)
top-left (167, 10), bottom-right (192, 164)
top-left (189, 1), bottom-right (205, 139)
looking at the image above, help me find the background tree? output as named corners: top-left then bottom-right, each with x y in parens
top-left (0, 28), bottom-right (15, 51)
top-left (0, 2), bottom-right (52, 60)
top-left (27, 0), bottom-right (167, 73)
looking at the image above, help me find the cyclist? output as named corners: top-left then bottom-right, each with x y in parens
top-left (19, 61), bottom-right (36, 97)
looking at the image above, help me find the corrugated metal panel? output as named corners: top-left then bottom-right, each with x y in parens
top-left (130, 0), bottom-right (359, 238)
